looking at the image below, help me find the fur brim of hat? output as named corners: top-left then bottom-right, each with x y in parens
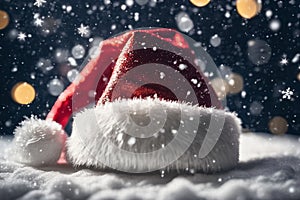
top-left (67, 98), bottom-right (241, 173)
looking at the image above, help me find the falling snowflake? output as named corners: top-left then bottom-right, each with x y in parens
top-left (34, 0), bottom-right (46, 7)
top-left (280, 57), bottom-right (288, 66)
top-left (34, 18), bottom-right (44, 27)
top-left (77, 24), bottom-right (89, 37)
top-left (280, 87), bottom-right (294, 100)
top-left (17, 32), bottom-right (27, 41)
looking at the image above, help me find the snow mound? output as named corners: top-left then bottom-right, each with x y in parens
top-left (1, 133), bottom-right (300, 200)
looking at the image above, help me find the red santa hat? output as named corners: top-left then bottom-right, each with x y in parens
top-left (12, 28), bottom-right (241, 173)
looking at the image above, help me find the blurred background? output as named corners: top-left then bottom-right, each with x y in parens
top-left (0, 0), bottom-right (299, 136)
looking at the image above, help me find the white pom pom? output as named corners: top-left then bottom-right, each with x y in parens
top-left (12, 116), bottom-right (66, 166)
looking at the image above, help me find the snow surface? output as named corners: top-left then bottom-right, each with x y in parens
top-left (1, 133), bottom-right (300, 200)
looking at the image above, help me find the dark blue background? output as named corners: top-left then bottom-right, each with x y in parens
top-left (0, 0), bottom-right (299, 135)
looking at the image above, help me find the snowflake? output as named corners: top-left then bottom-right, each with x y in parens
top-left (34, 18), bottom-right (44, 27)
top-left (34, 0), bottom-right (46, 7)
top-left (280, 87), bottom-right (294, 100)
top-left (280, 57), bottom-right (288, 66)
top-left (17, 32), bottom-right (27, 41)
top-left (77, 24), bottom-right (89, 37)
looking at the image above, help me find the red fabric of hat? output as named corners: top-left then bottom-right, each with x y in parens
top-left (47, 28), bottom-right (222, 129)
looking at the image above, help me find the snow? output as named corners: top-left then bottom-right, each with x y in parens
top-left (33, 0), bottom-right (47, 8)
top-left (77, 24), bottom-right (90, 37)
top-left (1, 133), bottom-right (300, 200)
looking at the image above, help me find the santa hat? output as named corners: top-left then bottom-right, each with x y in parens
top-left (12, 28), bottom-right (241, 173)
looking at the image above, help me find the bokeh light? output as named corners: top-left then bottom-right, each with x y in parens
top-left (249, 101), bottom-right (264, 115)
top-left (11, 82), bottom-right (36, 105)
top-left (236, 0), bottom-right (260, 19)
top-left (247, 39), bottom-right (271, 65)
top-left (48, 78), bottom-right (64, 96)
top-left (210, 34), bottom-right (221, 47)
top-left (268, 116), bottom-right (288, 135)
top-left (210, 78), bottom-right (229, 100)
top-left (176, 12), bottom-right (194, 33)
top-left (135, 0), bottom-right (149, 6)
top-left (71, 44), bottom-right (85, 59)
top-left (269, 19), bottom-right (281, 32)
top-left (190, 0), bottom-right (210, 7)
top-left (67, 69), bottom-right (79, 82)
top-left (36, 58), bottom-right (54, 73)
top-left (0, 10), bottom-right (9, 30)
top-left (227, 73), bottom-right (244, 94)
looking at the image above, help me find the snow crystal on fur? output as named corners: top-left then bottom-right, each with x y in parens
top-left (67, 98), bottom-right (241, 173)
top-left (12, 116), bottom-right (66, 166)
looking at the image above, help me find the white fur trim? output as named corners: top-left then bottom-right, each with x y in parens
top-left (67, 98), bottom-right (241, 173)
top-left (12, 117), bottom-right (66, 166)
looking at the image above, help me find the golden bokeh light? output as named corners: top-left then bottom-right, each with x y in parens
top-left (297, 73), bottom-right (300, 81)
top-left (190, 0), bottom-right (210, 7)
top-left (236, 0), bottom-right (259, 19)
top-left (211, 78), bottom-right (229, 100)
top-left (11, 82), bottom-right (36, 105)
top-left (256, 1), bottom-right (262, 13)
top-left (0, 10), bottom-right (9, 30)
top-left (268, 116), bottom-right (288, 135)
top-left (227, 73), bottom-right (244, 94)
